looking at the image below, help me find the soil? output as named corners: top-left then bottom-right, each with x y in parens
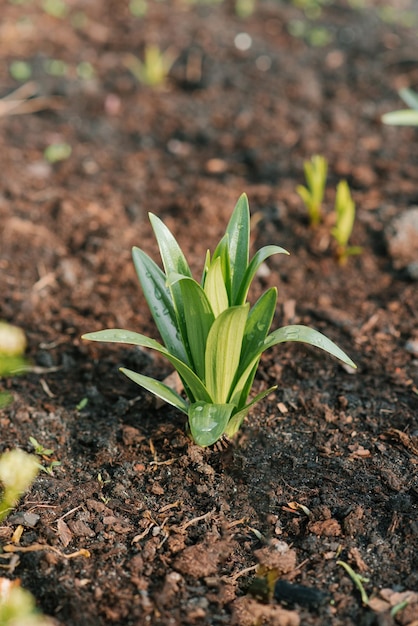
top-left (0, 1), bottom-right (417, 625)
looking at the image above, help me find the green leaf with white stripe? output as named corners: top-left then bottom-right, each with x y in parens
top-left (226, 193), bottom-right (250, 304)
top-left (168, 273), bottom-right (214, 380)
top-left (235, 245), bottom-right (289, 305)
top-left (205, 304), bottom-right (249, 403)
top-left (203, 256), bottom-right (229, 317)
top-left (132, 247), bottom-right (189, 364)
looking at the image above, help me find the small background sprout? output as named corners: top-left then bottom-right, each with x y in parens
top-left (331, 180), bottom-right (362, 265)
top-left (382, 87), bottom-right (418, 126)
top-left (83, 194), bottom-right (356, 447)
top-left (123, 45), bottom-right (175, 87)
top-left (0, 449), bottom-right (39, 522)
top-left (297, 154), bottom-right (328, 227)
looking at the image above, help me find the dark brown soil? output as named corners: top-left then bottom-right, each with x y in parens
top-left (1, 1), bottom-right (417, 625)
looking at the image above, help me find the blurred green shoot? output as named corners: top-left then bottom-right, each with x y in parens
top-left (292, 0), bottom-right (331, 19)
top-left (0, 449), bottom-right (39, 522)
top-left (0, 577), bottom-right (53, 626)
top-left (0, 321), bottom-right (28, 377)
top-left (235, 0), bottom-right (256, 17)
top-left (42, 0), bottom-right (68, 18)
top-left (297, 155), bottom-right (328, 226)
top-left (382, 88), bottom-right (418, 126)
top-left (331, 180), bottom-right (362, 265)
top-left (9, 60), bottom-right (32, 82)
top-left (124, 45), bottom-right (175, 87)
top-left (44, 142), bottom-right (72, 163)
top-left (129, 0), bottom-right (148, 16)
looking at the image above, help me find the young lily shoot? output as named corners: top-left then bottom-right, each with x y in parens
top-left (331, 180), bottom-right (363, 265)
top-left (83, 194), bottom-right (356, 447)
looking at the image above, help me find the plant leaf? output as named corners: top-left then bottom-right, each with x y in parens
top-left (148, 213), bottom-right (193, 359)
top-left (203, 256), bottom-right (229, 317)
top-left (168, 273), bottom-right (215, 380)
top-left (120, 367), bottom-right (189, 414)
top-left (211, 234), bottom-right (232, 299)
top-left (189, 401), bottom-right (235, 447)
top-left (149, 213), bottom-right (192, 278)
top-left (264, 324), bottom-right (357, 369)
top-left (131, 247), bottom-right (189, 364)
top-left (296, 184), bottom-right (311, 207)
top-left (382, 110), bottom-right (418, 126)
top-left (224, 385), bottom-right (277, 438)
top-left (332, 180), bottom-right (355, 247)
top-left (399, 87), bottom-right (418, 111)
top-left (236, 246), bottom-right (289, 305)
top-left (240, 287), bottom-right (277, 370)
top-left (225, 193), bottom-right (250, 304)
top-left (229, 287), bottom-right (277, 407)
top-left (82, 328), bottom-right (213, 403)
top-left (205, 304), bottom-right (249, 403)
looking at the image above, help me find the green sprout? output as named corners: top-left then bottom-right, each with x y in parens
top-left (235, 0), bottom-right (256, 17)
top-left (331, 180), bottom-right (362, 265)
top-left (0, 321), bottom-right (29, 387)
top-left (129, 0), bottom-right (148, 16)
top-left (76, 397), bottom-right (88, 411)
top-left (124, 45), bottom-right (175, 87)
top-left (297, 155), bottom-right (328, 226)
top-left (382, 88), bottom-right (418, 126)
top-left (292, 0), bottom-right (331, 20)
top-left (29, 437), bottom-right (61, 476)
top-left (0, 449), bottom-right (39, 522)
top-left (9, 60), bottom-right (32, 82)
top-left (41, 0), bottom-right (68, 18)
top-left (0, 451), bottom-right (51, 625)
top-left (83, 194), bottom-right (356, 447)
top-left (337, 560), bottom-right (370, 606)
top-left (43, 142), bottom-right (72, 163)
top-left (0, 578), bottom-right (52, 626)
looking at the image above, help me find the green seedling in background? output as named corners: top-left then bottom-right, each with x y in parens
top-left (29, 437), bottom-right (61, 475)
top-left (76, 397), bottom-right (89, 411)
top-left (297, 154), bottom-right (328, 226)
top-left (129, 0), bottom-right (148, 16)
top-left (43, 58), bottom-right (68, 76)
top-left (292, 0), bottom-right (331, 19)
top-left (44, 142), bottom-right (72, 163)
top-left (42, 0), bottom-right (68, 18)
top-left (287, 20), bottom-right (333, 46)
top-left (382, 87), bottom-right (418, 126)
top-left (337, 560), bottom-right (370, 606)
top-left (124, 45), bottom-right (175, 87)
top-left (331, 180), bottom-right (362, 264)
top-left (0, 578), bottom-right (53, 626)
top-left (0, 321), bottom-right (27, 362)
top-left (0, 450), bottom-right (52, 626)
top-left (0, 322), bottom-right (29, 408)
top-left (9, 60), bottom-right (32, 82)
top-left (83, 194), bottom-right (355, 447)
top-left (235, 0), bottom-right (256, 17)
top-left (0, 449), bottom-right (39, 522)
top-left (76, 61), bottom-right (95, 80)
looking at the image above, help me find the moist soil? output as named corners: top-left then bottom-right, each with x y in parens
top-left (1, 1), bottom-right (417, 625)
